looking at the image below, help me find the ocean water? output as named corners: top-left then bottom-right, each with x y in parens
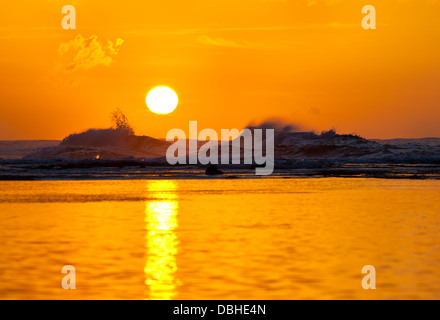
top-left (0, 178), bottom-right (439, 300)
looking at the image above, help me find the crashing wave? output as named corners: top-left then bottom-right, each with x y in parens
top-left (25, 110), bottom-right (170, 159)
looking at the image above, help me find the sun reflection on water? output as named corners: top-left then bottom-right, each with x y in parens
top-left (144, 180), bottom-right (179, 300)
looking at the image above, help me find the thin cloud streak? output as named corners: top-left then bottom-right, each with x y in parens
top-left (124, 23), bottom-right (360, 37)
top-left (197, 35), bottom-right (251, 48)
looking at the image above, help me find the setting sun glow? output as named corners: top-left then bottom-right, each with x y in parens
top-left (146, 87), bottom-right (178, 115)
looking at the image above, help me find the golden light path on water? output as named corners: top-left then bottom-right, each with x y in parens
top-left (144, 181), bottom-right (179, 300)
top-left (1, 179), bottom-right (440, 299)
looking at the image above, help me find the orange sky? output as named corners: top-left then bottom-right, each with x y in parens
top-left (0, 0), bottom-right (439, 140)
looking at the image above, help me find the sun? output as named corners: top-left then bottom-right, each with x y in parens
top-left (146, 86), bottom-right (178, 115)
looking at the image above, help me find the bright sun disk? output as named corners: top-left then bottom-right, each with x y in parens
top-left (146, 86), bottom-right (178, 115)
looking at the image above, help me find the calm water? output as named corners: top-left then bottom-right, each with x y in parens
top-left (0, 178), bottom-right (439, 300)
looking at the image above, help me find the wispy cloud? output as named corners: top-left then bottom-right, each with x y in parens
top-left (56, 35), bottom-right (124, 73)
top-left (197, 35), bottom-right (251, 48)
top-left (125, 24), bottom-right (358, 38)
top-left (50, 34), bottom-right (124, 85)
top-left (125, 26), bottom-right (293, 37)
